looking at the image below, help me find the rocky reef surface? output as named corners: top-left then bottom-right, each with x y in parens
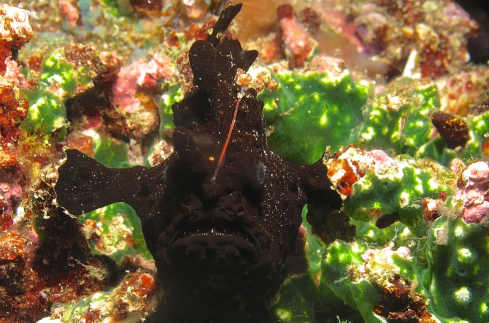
top-left (1, 0), bottom-right (489, 322)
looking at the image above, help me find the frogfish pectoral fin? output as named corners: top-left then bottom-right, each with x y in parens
top-left (55, 149), bottom-right (145, 215)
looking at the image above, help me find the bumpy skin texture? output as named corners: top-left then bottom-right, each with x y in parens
top-left (55, 4), bottom-right (341, 322)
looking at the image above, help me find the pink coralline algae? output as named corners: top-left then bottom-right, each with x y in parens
top-left (308, 55), bottom-right (347, 77)
top-left (454, 161), bottom-right (489, 225)
top-left (277, 4), bottom-right (317, 68)
top-left (0, 5), bottom-right (32, 167)
top-left (112, 55), bottom-right (174, 114)
top-left (57, 0), bottom-right (81, 28)
top-left (0, 182), bottom-right (22, 220)
top-left (111, 54), bottom-right (174, 138)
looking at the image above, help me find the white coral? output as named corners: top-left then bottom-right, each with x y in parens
top-left (0, 4), bottom-right (33, 44)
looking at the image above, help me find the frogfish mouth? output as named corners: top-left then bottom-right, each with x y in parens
top-left (55, 3), bottom-right (341, 322)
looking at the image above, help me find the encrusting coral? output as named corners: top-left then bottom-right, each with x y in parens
top-left (0, 4), bottom-right (32, 167)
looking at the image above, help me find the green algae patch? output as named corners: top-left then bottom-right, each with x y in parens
top-left (356, 81), bottom-right (439, 157)
top-left (302, 206), bottom-right (326, 276)
top-left (93, 136), bottom-right (132, 168)
top-left (157, 83), bottom-right (183, 137)
top-left (21, 89), bottom-right (67, 136)
top-left (318, 216), bottom-right (489, 323)
top-left (269, 208), bottom-right (335, 322)
top-left (40, 49), bottom-right (79, 93)
top-left (459, 111), bottom-right (489, 162)
top-left (321, 238), bottom-right (434, 323)
top-left (417, 110), bottom-right (489, 166)
top-left (269, 272), bottom-right (319, 323)
top-left (471, 111), bottom-right (489, 139)
top-left (356, 95), bottom-right (411, 153)
top-left (79, 202), bottom-right (153, 262)
top-left (259, 70), bottom-right (368, 164)
top-left (20, 48), bottom-right (96, 137)
top-left (349, 280), bottom-right (384, 323)
top-left (57, 270), bottom-right (157, 322)
top-left (39, 49), bottom-right (93, 94)
top-left (343, 156), bottom-right (456, 237)
top-left (399, 84), bottom-right (440, 157)
top-left (353, 218), bottom-right (407, 247)
top-left (320, 240), bottom-right (367, 311)
top-left (428, 216), bottom-right (489, 322)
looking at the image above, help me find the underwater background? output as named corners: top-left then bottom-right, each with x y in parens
top-left (2, 0), bottom-right (489, 322)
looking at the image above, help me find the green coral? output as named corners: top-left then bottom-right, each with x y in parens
top-left (356, 81), bottom-right (439, 157)
top-left (459, 111), bottom-right (489, 161)
top-left (321, 216), bottom-right (489, 323)
top-left (343, 156), bottom-right (456, 237)
top-left (258, 68), bottom-right (489, 171)
top-left (320, 239), bottom-right (426, 323)
top-left (353, 79), bottom-right (489, 165)
top-left (269, 209), bottom-right (332, 322)
top-left (60, 290), bottom-right (113, 322)
top-left (21, 48), bottom-right (95, 137)
top-left (321, 240), bottom-right (367, 312)
top-left (269, 273), bottom-right (319, 323)
top-left (316, 156), bottom-right (489, 323)
top-left (157, 83), bottom-right (184, 137)
top-left (79, 202), bottom-right (152, 262)
top-left (93, 136), bottom-right (132, 168)
top-left (21, 89), bottom-right (67, 136)
top-left (259, 69), bottom-right (369, 164)
top-left (353, 218), bottom-right (407, 247)
top-left (427, 216), bottom-right (489, 322)
top-left (40, 49), bottom-right (84, 93)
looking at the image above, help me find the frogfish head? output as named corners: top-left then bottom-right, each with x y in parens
top-left (150, 5), bottom-right (307, 309)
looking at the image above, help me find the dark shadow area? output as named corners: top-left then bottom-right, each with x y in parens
top-left (455, 0), bottom-right (489, 64)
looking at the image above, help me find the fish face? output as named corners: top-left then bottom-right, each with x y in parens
top-left (151, 125), bottom-right (305, 308)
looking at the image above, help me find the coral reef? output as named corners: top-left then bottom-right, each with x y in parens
top-left (2, 0), bottom-right (489, 322)
top-left (0, 4), bottom-right (32, 167)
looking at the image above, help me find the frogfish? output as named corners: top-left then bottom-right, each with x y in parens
top-left (55, 4), bottom-right (341, 322)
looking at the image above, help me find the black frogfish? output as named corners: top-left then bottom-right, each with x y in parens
top-left (55, 4), bottom-right (341, 322)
